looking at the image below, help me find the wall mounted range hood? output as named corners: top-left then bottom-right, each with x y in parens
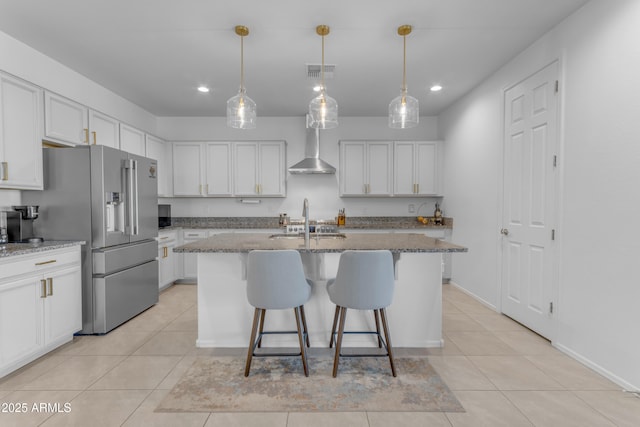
top-left (288, 118), bottom-right (336, 174)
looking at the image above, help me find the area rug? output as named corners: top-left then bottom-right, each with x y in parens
top-left (156, 356), bottom-right (464, 412)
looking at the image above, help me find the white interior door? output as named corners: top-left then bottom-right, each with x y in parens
top-left (501, 61), bottom-right (558, 340)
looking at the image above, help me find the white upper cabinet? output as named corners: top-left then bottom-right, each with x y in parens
top-left (234, 141), bottom-right (285, 197)
top-left (205, 142), bottom-right (233, 196)
top-left (44, 91), bottom-right (121, 149)
top-left (145, 134), bottom-right (172, 197)
top-left (339, 141), bottom-right (393, 196)
top-left (44, 91), bottom-right (89, 145)
top-left (119, 123), bottom-right (145, 156)
top-left (394, 141), bottom-right (441, 196)
top-left (0, 73), bottom-right (44, 190)
top-left (172, 143), bottom-right (203, 196)
top-left (88, 110), bottom-right (119, 148)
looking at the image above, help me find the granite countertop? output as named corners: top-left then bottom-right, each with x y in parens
top-left (0, 241), bottom-right (85, 258)
top-left (174, 232), bottom-right (467, 254)
top-left (164, 216), bottom-right (453, 231)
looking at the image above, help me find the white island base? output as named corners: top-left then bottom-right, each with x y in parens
top-left (196, 252), bottom-right (443, 348)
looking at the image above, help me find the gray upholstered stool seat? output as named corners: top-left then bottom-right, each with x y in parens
top-left (327, 250), bottom-right (397, 377)
top-left (244, 250), bottom-right (312, 377)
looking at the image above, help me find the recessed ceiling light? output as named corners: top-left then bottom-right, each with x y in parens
top-left (430, 85), bottom-right (443, 92)
top-left (197, 86), bottom-right (210, 93)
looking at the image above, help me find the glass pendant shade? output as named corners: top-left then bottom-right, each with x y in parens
top-left (389, 90), bottom-right (419, 129)
top-left (227, 88), bottom-right (256, 129)
top-left (309, 25), bottom-right (338, 129)
top-left (309, 90), bottom-right (338, 129)
top-left (227, 25), bottom-right (256, 129)
top-left (389, 25), bottom-right (419, 129)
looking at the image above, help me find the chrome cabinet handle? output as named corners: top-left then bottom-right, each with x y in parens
top-left (500, 228), bottom-right (509, 236)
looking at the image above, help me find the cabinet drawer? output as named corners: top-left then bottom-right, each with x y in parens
top-left (158, 230), bottom-right (178, 244)
top-left (0, 247), bottom-right (81, 282)
top-left (182, 230), bottom-right (207, 240)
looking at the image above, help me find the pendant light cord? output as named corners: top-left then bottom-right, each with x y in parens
top-left (402, 33), bottom-right (407, 93)
top-left (321, 33), bottom-right (325, 93)
top-left (240, 34), bottom-right (245, 91)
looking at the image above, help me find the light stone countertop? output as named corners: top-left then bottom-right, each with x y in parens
top-left (0, 241), bottom-right (85, 258)
top-left (174, 232), bottom-right (467, 254)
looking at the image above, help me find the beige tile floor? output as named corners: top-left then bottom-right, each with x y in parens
top-left (1, 283), bottom-right (639, 426)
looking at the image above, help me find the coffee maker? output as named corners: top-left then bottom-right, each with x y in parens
top-left (7, 205), bottom-right (43, 243)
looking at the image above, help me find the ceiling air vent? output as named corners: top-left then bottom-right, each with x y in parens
top-left (306, 64), bottom-right (335, 79)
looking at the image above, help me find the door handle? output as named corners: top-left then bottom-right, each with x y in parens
top-left (1, 161), bottom-right (7, 181)
top-left (47, 278), bottom-right (53, 296)
top-left (40, 279), bottom-right (47, 298)
top-left (84, 128), bottom-right (89, 144)
top-left (92, 131), bottom-right (97, 145)
top-left (500, 228), bottom-right (509, 236)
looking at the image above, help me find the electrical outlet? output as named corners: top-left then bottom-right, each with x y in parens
top-left (408, 204), bottom-right (415, 213)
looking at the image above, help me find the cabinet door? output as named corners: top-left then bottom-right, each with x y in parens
top-left (234, 142), bottom-right (259, 196)
top-left (119, 123), bottom-right (146, 156)
top-left (0, 73), bottom-right (44, 190)
top-left (44, 91), bottom-right (88, 145)
top-left (43, 265), bottom-right (82, 345)
top-left (205, 142), bottom-right (233, 196)
top-left (182, 230), bottom-right (207, 280)
top-left (258, 141), bottom-right (285, 196)
top-left (88, 110), bottom-right (119, 148)
top-left (415, 142), bottom-right (439, 195)
top-left (339, 141), bottom-right (366, 196)
top-left (366, 142), bottom-right (392, 195)
top-left (173, 143), bottom-right (203, 196)
top-left (146, 135), bottom-right (170, 196)
top-left (0, 277), bottom-right (42, 369)
top-left (393, 142), bottom-right (417, 195)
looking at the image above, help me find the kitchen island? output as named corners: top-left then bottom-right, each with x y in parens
top-left (175, 232), bottom-right (466, 348)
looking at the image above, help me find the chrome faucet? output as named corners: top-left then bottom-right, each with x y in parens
top-left (302, 198), bottom-right (310, 247)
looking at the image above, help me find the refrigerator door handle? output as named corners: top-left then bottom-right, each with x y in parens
top-left (133, 160), bottom-right (139, 235)
top-left (125, 159), bottom-right (135, 236)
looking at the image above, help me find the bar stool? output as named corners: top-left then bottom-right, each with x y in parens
top-left (327, 250), bottom-right (397, 377)
top-left (244, 250), bottom-right (312, 377)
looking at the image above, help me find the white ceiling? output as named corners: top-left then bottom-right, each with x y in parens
top-left (0, 0), bottom-right (589, 117)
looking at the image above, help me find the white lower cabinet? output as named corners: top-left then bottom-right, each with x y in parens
top-left (181, 229), bottom-right (208, 280)
top-left (0, 246), bottom-right (82, 378)
top-left (158, 230), bottom-right (179, 289)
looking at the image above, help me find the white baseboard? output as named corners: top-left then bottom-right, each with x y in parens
top-left (447, 280), bottom-right (498, 311)
top-left (554, 343), bottom-right (639, 392)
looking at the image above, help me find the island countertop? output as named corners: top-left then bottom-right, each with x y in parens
top-left (174, 232), bottom-right (467, 254)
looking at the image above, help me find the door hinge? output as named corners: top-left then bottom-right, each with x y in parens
top-left (550, 302), bottom-right (554, 314)
top-left (554, 80), bottom-right (559, 94)
top-left (551, 229), bottom-right (556, 240)
top-left (553, 155), bottom-right (557, 168)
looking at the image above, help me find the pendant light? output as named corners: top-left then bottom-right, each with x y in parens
top-left (227, 25), bottom-right (256, 129)
top-left (389, 25), bottom-right (419, 129)
top-left (308, 25), bottom-right (338, 129)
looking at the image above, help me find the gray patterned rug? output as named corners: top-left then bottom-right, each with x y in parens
top-left (156, 356), bottom-right (464, 412)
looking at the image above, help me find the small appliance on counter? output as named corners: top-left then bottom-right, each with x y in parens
top-left (6, 205), bottom-right (44, 243)
top-left (158, 204), bottom-right (171, 228)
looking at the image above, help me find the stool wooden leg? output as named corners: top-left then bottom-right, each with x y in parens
top-left (245, 308), bottom-right (261, 377)
top-left (329, 305), bottom-right (340, 348)
top-left (299, 305), bottom-right (310, 348)
top-left (379, 308), bottom-right (397, 377)
top-left (332, 307), bottom-right (347, 378)
top-left (257, 308), bottom-right (266, 348)
top-left (374, 309), bottom-right (383, 348)
top-left (294, 306), bottom-right (309, 377)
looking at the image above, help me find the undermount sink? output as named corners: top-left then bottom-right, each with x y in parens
top-left (269, 233), bottom-right (346, 240)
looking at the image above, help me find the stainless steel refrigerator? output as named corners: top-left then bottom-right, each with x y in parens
top-left (23, 145), bottom-right (159, 334)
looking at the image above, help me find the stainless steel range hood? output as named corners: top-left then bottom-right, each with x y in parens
top-left (288, 122), bottom-right (336, 174)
